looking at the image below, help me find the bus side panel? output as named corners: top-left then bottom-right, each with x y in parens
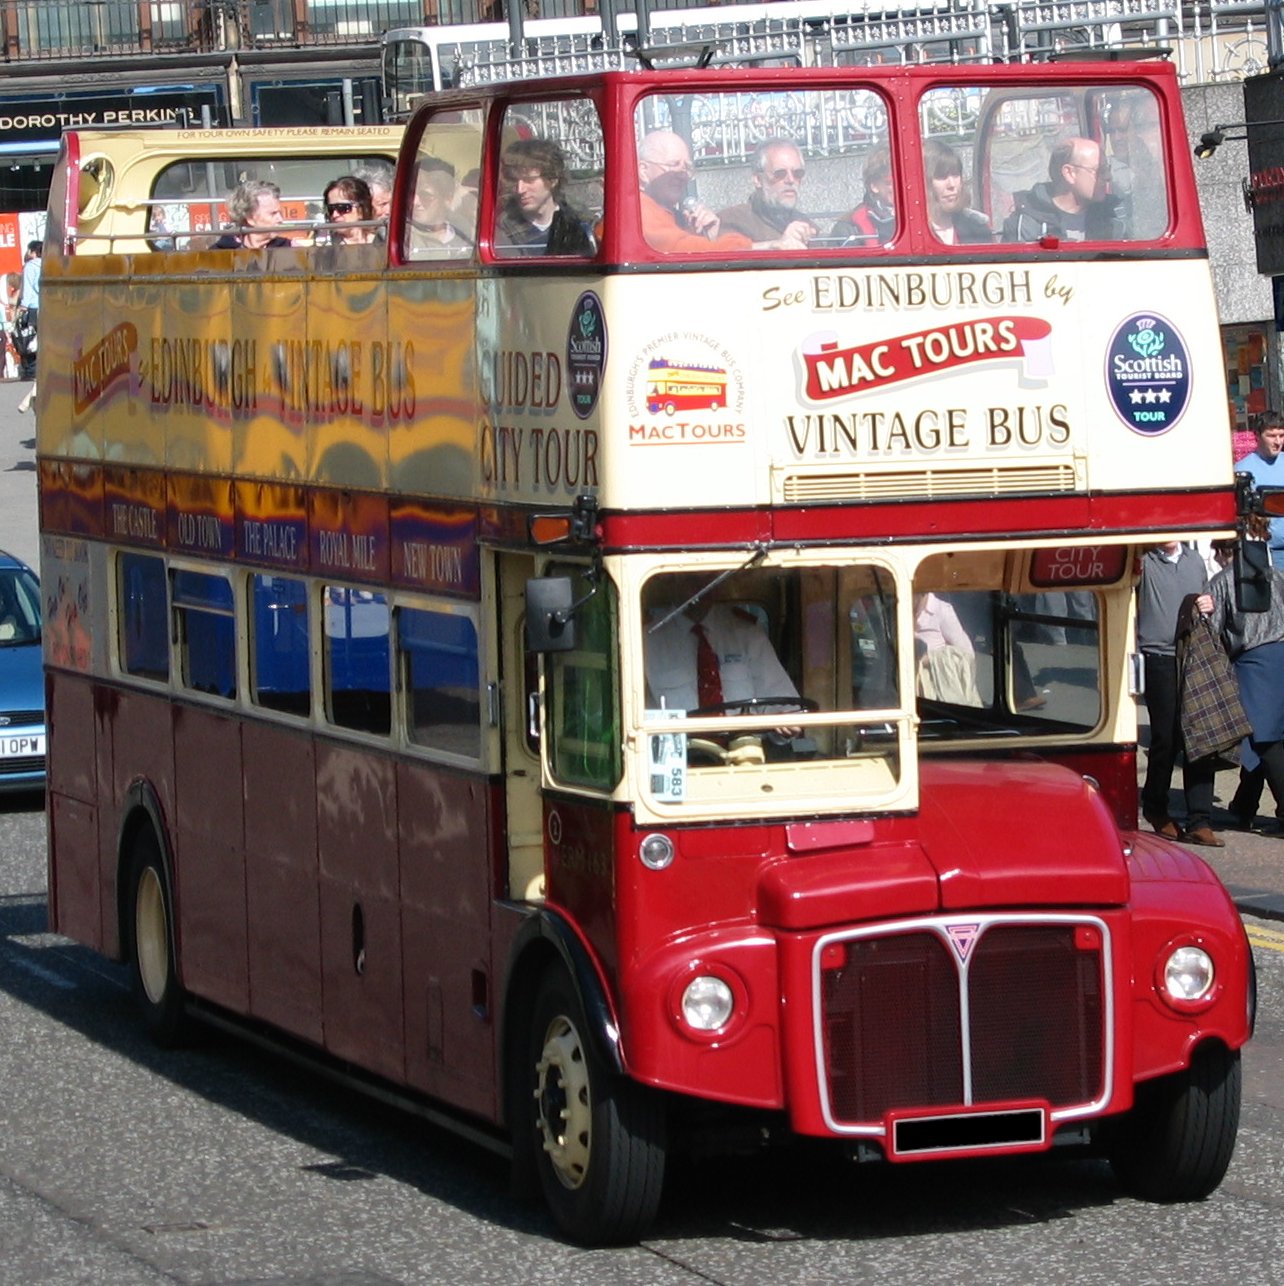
top-left (308, 267), bottom-right (390, 491)
top-left (172, 703), bottom-right (248, 1011)
top-left (38, 261), bottom-right (107, 464)
top-left (231, 275), bottom-right (309, 481)
top-left (243, 721), bottom-right (323, 1045)
top-left (316, 740), bottom-right (406, 1083)
top-left (164, 279), bottom-right (233, 476)
top-left (398, 761), bottom-right (497, 1118)
top-left (112, 686), bottom-right (175, 843)
top-left (387, 275), bottom-right (476, 501)
top-left (46, 672), bottom-right (102, 949)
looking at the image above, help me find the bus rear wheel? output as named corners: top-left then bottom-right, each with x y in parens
top-left (1107, 1043), bottom-right (1241, 1201)
top-left (524, 964), bottom-right (666, 1245)
top-left (125, 826), bottom-right (190, 1048)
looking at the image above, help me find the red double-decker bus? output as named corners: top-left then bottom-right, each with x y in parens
top-left (39, 50), bottom-right (1253, 1246)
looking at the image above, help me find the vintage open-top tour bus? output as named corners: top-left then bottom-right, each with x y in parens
top-left (38, 37), bottom-right (1254, 1245)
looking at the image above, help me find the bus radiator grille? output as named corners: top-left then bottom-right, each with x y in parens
top-left (819, 923), bottom-right (1105, 1127)
top-left (778, 462), bottom-right (1080, 504)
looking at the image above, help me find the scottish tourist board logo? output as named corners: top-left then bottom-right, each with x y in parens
top-left (1105, 313), bottom-right (1191, 436)
top-left (567, 291), bottom-right (607, 420)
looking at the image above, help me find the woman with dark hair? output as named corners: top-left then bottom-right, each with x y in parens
top-left (922, 140), bottom-right (992, 245)
top-left (323, 176), bottom-right (377, 246)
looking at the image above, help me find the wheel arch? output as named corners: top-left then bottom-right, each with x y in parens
top-left (114, 777), bottom-right (177, 964)
top-left (500, 907), bottom-right (623, 1130)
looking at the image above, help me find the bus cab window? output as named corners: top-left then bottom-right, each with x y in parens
top-left (1104, 91), bottom-right (1169, 239)
top-left (405, 109), bottom-right (483, 260)
top-left (494, 101), bottom-right (602, 259)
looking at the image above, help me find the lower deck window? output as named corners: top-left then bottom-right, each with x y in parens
top-left (118, 552), bottom-right (169, 682)
top-left (324, 584), bottom-right (390, 734)
top-left (173, 569), bottom-right (235, 699)
top-left (399, 605), bottom-right (481, 759)
top-left (250, 573), bottom-right (311, 717)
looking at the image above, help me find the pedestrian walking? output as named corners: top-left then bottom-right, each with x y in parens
top-left (15, 240), bottom-right (41, 409)
top-left (1137, 541), bottom-right (1220, 844)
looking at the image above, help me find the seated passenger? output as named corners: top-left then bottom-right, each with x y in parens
top-left (407, 160), bottom-right (472, 257)
top-left (1105, 99), bottom-right (1167, 239)
top-left (353, 163), bottom-right (394, 223)
top-left (322, 176), bottom-right (377, 246)
top-left (913, 592), bottom-right (980, 706)
top-left (212, 180), bottom-right (291, 250)
top-left (923, 141), bottom-right (992, 245)
top-left (715, 138), bottom-right (817, 251)
top-left (496, 138), bottom-right (595, 257)
top-left (1002, 137), bottom-right (1125, 243)
top-left (832, 145), bottom-right (895, 248)
top-left (637, 131), bottom-right (751, 254)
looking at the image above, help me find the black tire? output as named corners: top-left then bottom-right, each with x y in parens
top-left (1108, 1043), bottom-right (1241, 1202)
top-left (125, 826), bottom-right (190, 1048)
top-left (521, 964), bottom-right (666, 1245)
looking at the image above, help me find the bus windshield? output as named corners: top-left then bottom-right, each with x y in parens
top-left (635, 549), bottom-right (1113, 811)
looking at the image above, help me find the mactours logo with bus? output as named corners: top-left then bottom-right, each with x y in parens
top-left (626, 331), bottom-right (746, 446)
top-left (1105, 312), bottom-right (1191, 436)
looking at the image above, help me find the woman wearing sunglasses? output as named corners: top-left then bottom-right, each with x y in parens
top-left (322, 176), bottom-right (378, 245)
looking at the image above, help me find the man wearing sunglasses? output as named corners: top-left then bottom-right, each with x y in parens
top-left (716, 138), bottom-right (817, 251)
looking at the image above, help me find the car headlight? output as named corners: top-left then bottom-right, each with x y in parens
top-left (1163, 945), bottom-right (1215, 1002)
top-left (681, 975), bottom-right (734, 1032)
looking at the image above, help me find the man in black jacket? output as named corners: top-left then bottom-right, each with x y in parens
top-left (1003, 138), bottom-right (1124, 243)
top-left (495, 139), bottom-right (595, 258)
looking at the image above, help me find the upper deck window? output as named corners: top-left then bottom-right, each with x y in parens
top-left (149, 151), bottom-right (397, 251)
top-left (493, 99), bottom-right (602, 260)
top-left (404, 108), bottom-right (483, 260)
top-left (920, 82), bottom-right (1170, 246)
top-left (634, 88), bottom-right (893, 256)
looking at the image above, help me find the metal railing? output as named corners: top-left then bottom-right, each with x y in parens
top-left (0, 0), bottom-right (1274, 86)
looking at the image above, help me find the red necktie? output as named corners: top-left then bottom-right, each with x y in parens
top-left (693, 622), bottom-right (723, 707)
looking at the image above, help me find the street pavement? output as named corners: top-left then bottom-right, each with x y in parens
top-left (1, 373), bottom-right (1280, 921)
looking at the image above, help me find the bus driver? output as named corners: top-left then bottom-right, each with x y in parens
top-left (644, 573), bottom-right (800, 722)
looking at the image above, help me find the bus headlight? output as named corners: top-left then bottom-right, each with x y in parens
top-left (681, 975), bottom-right (734, 1031)
top-left (1163, 945), bottom-right (1215, 1003)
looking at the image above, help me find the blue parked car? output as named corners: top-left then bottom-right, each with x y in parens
top-left (0, 550), bottom-right (45, 793)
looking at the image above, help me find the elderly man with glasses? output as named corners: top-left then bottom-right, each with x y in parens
top-left (637, 130), bottom-right (751, 253)
top-left (716, 137), bottom-right (817, 250)
top-left (1002, 136), bottom-right (1125, 242)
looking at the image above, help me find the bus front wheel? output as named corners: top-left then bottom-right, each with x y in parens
top-left (1107, 1043), bottom-right (1240, 1201)
top-left (523, 964), bottom-right (666, 1245)
top-left (125, 826), bottom-right (190, 1048)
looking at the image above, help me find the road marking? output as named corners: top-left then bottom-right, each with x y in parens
top-left (1244, 924), bottom-right (1284, 954)
top-left (1, 951), bottom-right (77, 988)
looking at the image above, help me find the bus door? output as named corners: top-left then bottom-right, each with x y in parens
top-left (498, 552), bottom-right (546, 901)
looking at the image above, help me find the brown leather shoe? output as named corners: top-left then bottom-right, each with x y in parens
top-left (1144, 814), bottom-right (1180, 839)
top-left (1179, 826), bottom-right (1225, 848)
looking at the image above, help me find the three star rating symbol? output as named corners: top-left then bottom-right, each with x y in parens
top-left (1128, 388), bottom-right (1173, 405)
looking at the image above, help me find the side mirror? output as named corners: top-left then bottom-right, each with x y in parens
top-left (525, 577), bottom-right (576, 652)
top-left (1235, 539), bottom-right (1271, 613)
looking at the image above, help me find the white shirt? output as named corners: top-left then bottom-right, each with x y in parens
top-left (644, 603), bottom-right (797, 713)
